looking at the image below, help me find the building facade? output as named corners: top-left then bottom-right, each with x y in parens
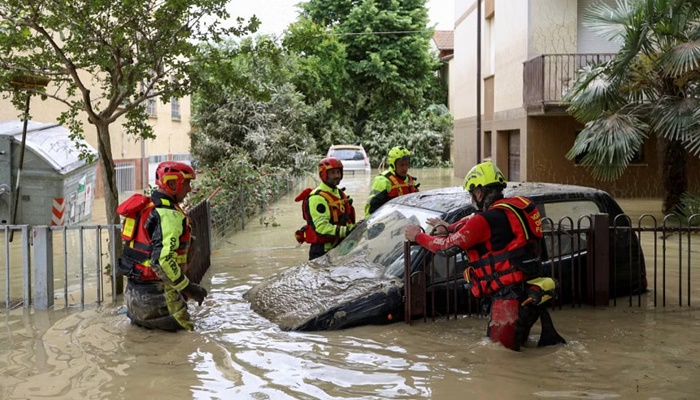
top-left (450, 0), bottom-right (700, 198)
top-left (0, 93), bottom-right (192, 199)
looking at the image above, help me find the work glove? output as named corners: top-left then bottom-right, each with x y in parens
top-left (182, 282), bottom-right (208, 305)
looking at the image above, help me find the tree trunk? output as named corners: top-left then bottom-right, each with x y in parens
top-left (95, 121), bottom-right (125, 293)
top-left (659, 137), bottom-right (687, 214)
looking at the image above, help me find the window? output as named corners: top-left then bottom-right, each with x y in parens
top-left (171, 97), bottom-right (181, 120)
top-left (115, 161), bottom-right (136, 194)
top-left (148, 155), bottom-right (169, 186)
top-left (484, 131), bottom-right (492, 158)
top-left (172, 153), bottom-right (191, 162)
top-left (146, 98), bottom-right (157, 118)
top-left (148, 154), bottom-right (169, 163)
top-left (487, 16), bottom-right (495, 75)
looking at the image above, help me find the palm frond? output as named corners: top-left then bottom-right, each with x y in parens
top-left (688, 19), bottom-right (700, 41)
top-left (565, 113), bottom-right (648, 181)
top-left (659, 40), bottom-right (700, 76)
top-left (676, 191), bottom-right (700, 225)
top-left (650, 96), bottom-right (699, 141)
top-left (564, 64), bottom-right (626, 122)
top-left (583, 0), bottom-right (632, 42)
top-left (683, 106), bottom-right (700, 156)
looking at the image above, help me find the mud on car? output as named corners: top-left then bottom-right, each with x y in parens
top-left (245, 183), bottom-right (647, 331)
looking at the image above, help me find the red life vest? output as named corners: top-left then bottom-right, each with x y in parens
top-left (294, 187), bottom-right (356, 245)
top-left (384, 172), bottom-right (419, 199)
top-left (117, 194), bottom-right (192, 281)
top-left (464, 196), bottom-right (543, 298)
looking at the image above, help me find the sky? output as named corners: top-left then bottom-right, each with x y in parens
top-left (225, 0), bottom-right (455, 37)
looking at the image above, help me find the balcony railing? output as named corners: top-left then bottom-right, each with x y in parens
top-left (523, 53), bottom-right (615, 114)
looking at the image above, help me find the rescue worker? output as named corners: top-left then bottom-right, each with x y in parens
top-left (364, 146), bottom-right (419, 218)
top-left (118, 161), bottom-right (208, 332)
top-left (404, 161), bottom-right (566, 351)
top-left (294, 157), bottom-right (356, 260)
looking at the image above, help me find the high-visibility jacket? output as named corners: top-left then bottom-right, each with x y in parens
top-left (294, 182), bottom-right (355, 248)
top-left (118, 191), bottom-right (192, 292)
top-left (364, 170), bottom-right (419, 217)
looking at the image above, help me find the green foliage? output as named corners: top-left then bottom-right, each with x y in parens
top-left (361, 108), bottom-right (453, 168)
top-left (189, 0), bottom-right (453, 197)
top-left (676, 192), bottom-right (700, 226)
top-left (185, 150), bottom-right (292, 235)
top-left (293, 0), bottom-right (442, 127)
top-left (284, 19), bottom-right (348, 109)
top-left (190, 37), bottom-right (321, 176)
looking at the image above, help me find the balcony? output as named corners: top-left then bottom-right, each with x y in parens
top-left (523, 53), bottom-right (615, 115)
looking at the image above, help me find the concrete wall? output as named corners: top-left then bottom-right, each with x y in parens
top-left (526, 116), bottom-right (700, 198)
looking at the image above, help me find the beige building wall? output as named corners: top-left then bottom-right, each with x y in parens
top-left (449, 0), bottom-right (700, 198)
top-left (0, 95), bottom-right (191, 160)
top-left (0, 90), bottom-right (192, 197)
top-left (528, 0), bottom-right (578, 57)
top-left (451, 1), bottom-right (481, 179)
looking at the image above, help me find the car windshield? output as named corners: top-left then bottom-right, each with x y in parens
top-left (328, 203), bottom-right (442, 278)
top-left (331, 149), bottom-right (365, 161)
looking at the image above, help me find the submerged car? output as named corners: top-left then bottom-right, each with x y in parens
top-left (245, 183), bottom-right (647, 331)
top-left (326, 144), bottom-right (371, 174)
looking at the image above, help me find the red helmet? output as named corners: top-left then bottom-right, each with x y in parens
top-left (318, 157), bottom-right (343, 182)
top-left (155, 161), bottom-right (195, 196)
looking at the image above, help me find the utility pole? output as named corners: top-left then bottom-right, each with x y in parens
top-left (476, 0), bottom-right (482, 163)
top-left (7, 74), bottom-right (50, 242)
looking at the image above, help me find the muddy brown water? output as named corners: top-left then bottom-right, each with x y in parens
top-left (1, 169), bottom-right (699, 399)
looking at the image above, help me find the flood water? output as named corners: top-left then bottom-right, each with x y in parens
top-left (1, 169), bottom-right (699, 400)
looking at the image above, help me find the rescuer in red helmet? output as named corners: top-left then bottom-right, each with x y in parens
top-left (118, 161), bottom-right (208, 331)
top-left (404, 161), bottom-right (565, 351)
top-left (294, 157), bottom-right (356, 260)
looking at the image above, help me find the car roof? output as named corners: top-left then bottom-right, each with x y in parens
top-left (392, 182), bottom-right (613, 215)
top-left (330, 144), bottom-right (364, 150)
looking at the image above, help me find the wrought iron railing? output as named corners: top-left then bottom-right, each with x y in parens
top-left (523, 53), bottom-right (615, 111)
top-left (403, 213), bottom-right (700, 325)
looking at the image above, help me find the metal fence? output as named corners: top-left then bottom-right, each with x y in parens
top-left (0, 199), bottom-right (212, 310)
top-left (403, 213), bottom-right (700, 324)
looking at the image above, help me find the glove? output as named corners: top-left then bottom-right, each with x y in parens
top-left (294, 226), bottom-right (306, 244)
top-left (182, 282), bottom-right (208, 305)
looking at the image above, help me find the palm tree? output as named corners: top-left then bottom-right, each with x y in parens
top-left (564, 0), bottom-right (700, 213)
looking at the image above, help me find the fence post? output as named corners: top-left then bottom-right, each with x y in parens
top-left (588, 213), bottom-right (610, 306)
top-left (20, 225), bottom-right (31, 308)
top-left (240, 189), bottom-right (245, 230)
top-left (32, 226), bottom-right (54, 309)
top-left (109, 226), bottom-right (120, 304)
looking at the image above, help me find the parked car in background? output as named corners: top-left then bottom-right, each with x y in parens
top-left (326, 144), bottom-right (371, 174)
top-left (246, 183), bottom-right (647, 331)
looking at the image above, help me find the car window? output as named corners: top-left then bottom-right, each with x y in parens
top-left (331, 149), bottom-right (364, 161)
top-left (540, 200), bottom-right (600, 258)
top-left (329, 203), bottom-right (442, 278)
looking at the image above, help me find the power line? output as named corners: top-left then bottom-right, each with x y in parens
top-left (324, 29), bottom-right (435, 36)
